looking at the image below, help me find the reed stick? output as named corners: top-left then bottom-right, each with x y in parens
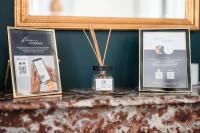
top-left (103, 28), bottom-right (111, 65)
top-left (90, 27), bottom-right (103, 66)
top-left (83, 29), bottom-right (101, 65)
top-left (83, 25), bottom-right (112, 67)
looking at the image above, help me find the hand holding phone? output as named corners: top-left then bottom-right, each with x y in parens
top-left (33, 58), bottom-right (51, 83)
top-left (31, 58), bottom-right (57, 93)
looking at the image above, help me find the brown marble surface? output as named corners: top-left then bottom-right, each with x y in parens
top-left (0, 88), bottom-right (200, 110)
top-left (0, 88), bottom-right (200, 111)
top-left (0, 88), bottom-right (200, 132)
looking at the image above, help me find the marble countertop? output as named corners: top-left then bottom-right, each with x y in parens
top-left (0, 88), bottom-right (200, 111)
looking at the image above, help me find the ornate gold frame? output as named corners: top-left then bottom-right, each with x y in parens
top-left (15, 0), bottom-right (199, 30)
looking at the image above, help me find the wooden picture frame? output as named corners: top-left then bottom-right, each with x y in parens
top-left (7, 27), bottom-right (62, 98)
top-left (15, 0), bottom-right (199, 30)
top-left (139, 29), bottom-right (192, 93)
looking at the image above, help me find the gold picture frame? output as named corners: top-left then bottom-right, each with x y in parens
top-left (15, 0), bottom-right (199, 30)
top-left (139, 29), bottom-right (192, 93)
top-left (7, 27), bottom-right (62, 98)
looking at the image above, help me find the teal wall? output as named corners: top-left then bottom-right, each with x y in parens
top-left (0, 1), bottom-right (200, 92)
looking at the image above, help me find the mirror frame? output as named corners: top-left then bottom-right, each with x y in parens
top-left (15, 0), bottom-right (199, 30)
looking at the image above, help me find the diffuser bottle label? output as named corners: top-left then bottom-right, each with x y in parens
top-left (95, 79), bottom-right (113, 91)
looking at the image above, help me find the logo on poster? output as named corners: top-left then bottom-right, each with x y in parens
top-left (21, 36), bottom-right (43, 45)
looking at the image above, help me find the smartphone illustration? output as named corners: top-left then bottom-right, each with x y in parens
top-left (33, 58), bottom-right (51, 83)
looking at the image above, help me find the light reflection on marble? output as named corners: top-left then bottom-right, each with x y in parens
top-left (0, 88), bottom-right (199, 132)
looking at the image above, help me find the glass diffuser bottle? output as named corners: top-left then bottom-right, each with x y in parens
top-left (83, 27), bottom-right (113, 94)
top-left (92, 65), bottom-right (114, 94)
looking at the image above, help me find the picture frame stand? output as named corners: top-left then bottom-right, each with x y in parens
top-left (2, 60), bottom-right (12, 97)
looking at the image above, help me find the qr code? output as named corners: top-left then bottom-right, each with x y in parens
top-left (19, 66), bottom-right (27, 74)
top-left (14, 56), bottom-right (29, 77)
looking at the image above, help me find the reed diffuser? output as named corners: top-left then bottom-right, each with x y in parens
top-left (83, 26), bottom-right (114, 94)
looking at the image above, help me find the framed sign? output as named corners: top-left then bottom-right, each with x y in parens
top-left (7, 27), bottom-right (62, 98)
top-left (139, 29), bottom-right (191, 93)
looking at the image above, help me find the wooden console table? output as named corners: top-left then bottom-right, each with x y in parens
top-left (0, 88), bottom-right (200, 133)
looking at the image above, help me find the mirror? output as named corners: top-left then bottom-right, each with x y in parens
top-left (15, 0), bottom-right (199, 30)
top-left (29, 0), bottom-right (185, 19)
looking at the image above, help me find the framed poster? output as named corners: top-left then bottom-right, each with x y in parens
top-left (7, 27), bottom-right (62, 98)
top-left (139, 29), bottom-right (191, 93)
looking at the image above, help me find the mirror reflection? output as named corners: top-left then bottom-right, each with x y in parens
top-left (29, 0), bottom-right (185, 19)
